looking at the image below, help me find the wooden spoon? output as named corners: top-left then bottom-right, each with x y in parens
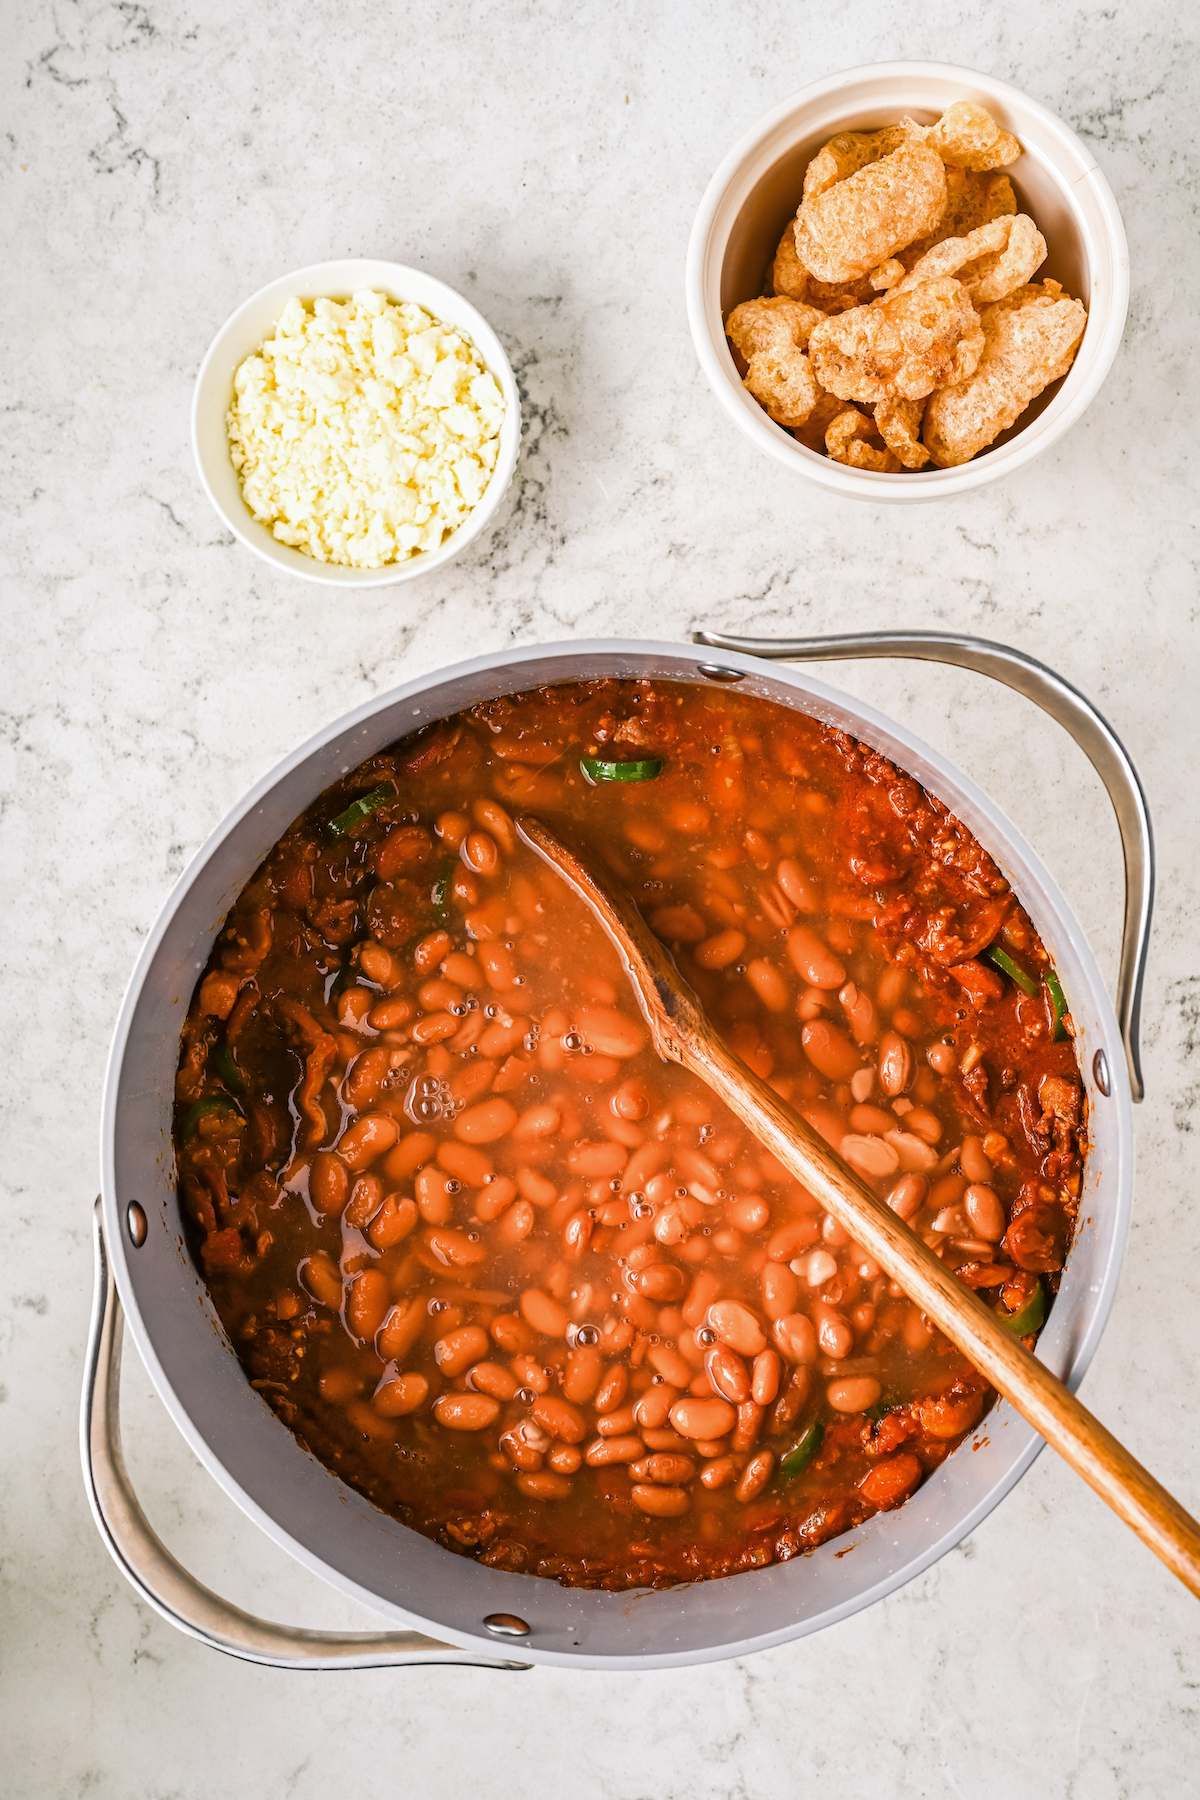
top-left (517, 813), bottom-right (1200, 1599)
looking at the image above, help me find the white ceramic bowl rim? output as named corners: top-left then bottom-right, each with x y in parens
top-left (685, 61), bottom-right (1130, 502)
top-left (101, 638), bottom-right (1133, 1669)
top-left (191, 258), bottom-right (522, 588)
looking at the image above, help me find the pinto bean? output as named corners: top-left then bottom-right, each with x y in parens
top-left (699, 1455), bottom-right (738, 1490)
top-left (491, 1313), bottom-right (537, 1354)
top-left (633, 1263), bottom-right (686, 1302)
top-left (682, 1270), bottom-right (723, 1327)
top-left (827, 1375), bottom-right (882, 1413)
top-left (708, 1299), bottom-right (766, 1357)
top-left (730, 1195), bottom-right (770, 1234)
top-left (585, 1434), bottom-right (645, 1466)
top-left (879, 1031), bottom-right (914, 1095)
top-left (746, 959), bottom-right (790, 1012)
top-left (300, 1251), bottom-right (344, 1311)
top-left (416, 1165), bottom-right (455, 1226)
top-left (774, 1312), bottom-right (818, 1365)
top-left (437, 1141), bottom-right (493, 1186)
top-left (633, 1384), bottom-right (681, 1429)
top-left (474, 1175), bottom-right (518, 1222)
top-left (462, 830), bottom-right (500, 876)
top-left (383, 1131), bottom-right (437, 1183)
top-left (960, 1135), bottom-right (994, 1184)
top-left (425, 1227), bottom-right (487, 1267)
top-left (761, 1260), bottom-right (799, 1320)
top-left (310, 1150), bottom-right (349, 1216)
top-left (814, 1304), bottom-right (854, 1360)
top-left (373, 1372), bottom-right (429, 1418)
top-left (478, 942), bottom-right (517, 988)
top-left (468, 1361), bottom-right (519, 1401)
top-left (434, 1392), bottom-right (501, 1431)
top-left (669, 1396), bottom-right (737, 1440)
top-left (532, 1395), bottom-right (587, 1444)
top-left (455, 1098), bottom-right (517, 1143)
top-left (345, 1269), bottom-right (391, 1342)
top-left (631, 1454), bottom-right (696, 1486)
top-left (631, 1484), bottom-right (690, 1517)
top-left (344, 1045), bottom-right (393, 1111)
top-left (411, 1011), bottom-right (458, 1046)
top-left (801, 1019), bottom-right (861, 1082)
top-left (776, 858), bottom-right (819, 911)
top-left (647, 1343), bottom-right (692, 1388)
top-left (735, 1450), bottom-right (775, 1502)
top-left (594, 1363), bottom-right (629, 1415)
top-left (516, 1165), bottom-right (558, 1205)
top-left (377, 1298), bottom-right (425, 1363)
top-left (612, 1078), bottom-right (650, 1121)
top-left (886, 1173), bottom-right (928, 1220)
top-left (576, 1005), bottom-right (647, 1058)
top-left (344, 1174), bottom-right (385, 1230)
top-left (520, 1288), bottom-right (569, 1337)
top-left (500, 1423), bottom-right (544, 1471)
top-left (695, 930), bottom-right (747, 971)
top-left (338, 1113), bottom-right (399, 1171)
top-left (841, 1134), bottom-right (901, 1179)
top-left (787, 925), bottom-right (845, 990)
top-left (434, 1324), bottom-right (491, 1377)
top-left (705, 1345), bottom-right (752, 1405)
top-left (563, 1210), bottom-right (593, 1259)
top-left (562, 1344), bottom-right (604, 1404)
top-left (766, 1220), bottom-right (820, 1262)
top-left (965, 1183), bottom-right (1007, 1241)
top-left (732, 1401), bottom-right (765, 1453)
top-left (367, 1194), bottom-right (418, 1250)
top-left (509, 1354), bottom-right (551, 1395)
top-left (752, 1349), bottom-right (782, 1406)
top-left (839, 982), bottom-right (878, 1045)
top-left (517, 1471), bottom-right (573, 1500)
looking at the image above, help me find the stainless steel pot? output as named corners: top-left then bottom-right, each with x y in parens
top-left (84, 631), bottom-right (1152, 1671)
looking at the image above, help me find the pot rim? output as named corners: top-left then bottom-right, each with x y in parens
top-left (100, 638), bottom-right (1133, 1667)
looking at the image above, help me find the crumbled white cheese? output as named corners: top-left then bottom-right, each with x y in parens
top-left (226, 290), bottom-right (506, 568)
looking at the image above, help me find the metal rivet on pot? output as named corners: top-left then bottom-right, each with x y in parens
top-left (126, 1201), bottom-right (148, 1248)
top-left (1093, 1049), bottom-right (1111, 1097)
top-left (483, 1613), bottom-right (530, 1637)
top-left (697, 664), bottom-right (746, 683)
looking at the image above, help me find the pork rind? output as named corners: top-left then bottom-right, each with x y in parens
top-left (903, 101), bottom-right (1021, 172)
top-left (802, 126), bottom-right (911, 200)
top-left (771, 222), bottom-right (880, 312)
top-left (791, 386), bottom-right (845, 454)
top-left (899, 168), bottom-right (1017, 271)
top-left (794, 142), bottom-right (947, 284)
top-left (875, 396), bottom-right (931, 469)
top-left (923, 281), bottom-right (1088, 467)
top-left (870, 258), bottom-right (906, 291)
top-left (742, 345), bottom-right (822, 428)
top-left (892, 214), bottom-right (1046, 304)
top-left (726, 296), bottom-right (824, 361)
top-left (825, 406), bottom-right (902, 472)
top-left (808, 276), bottom-right (984, 403)
top-left (771, 222), bottom-right (811, 300)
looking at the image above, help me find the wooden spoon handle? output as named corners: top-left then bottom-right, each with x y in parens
top-left (517, 814), bottom-right (1200, 1599)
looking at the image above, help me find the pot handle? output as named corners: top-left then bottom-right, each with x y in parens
top-left (692, 628), bottom-right (1153, 1101)
top-left (80, 1199), bottom-right (530, 1671)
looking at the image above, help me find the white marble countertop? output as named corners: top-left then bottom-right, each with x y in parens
top-left (4, 3), bottom-right (1199, 1795)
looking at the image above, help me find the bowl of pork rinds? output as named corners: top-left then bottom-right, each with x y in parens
top-left (686, 63), bottom-right (1128, 499)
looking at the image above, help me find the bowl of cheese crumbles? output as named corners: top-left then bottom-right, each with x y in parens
top-left (192, 260), bottom-right (521, 584)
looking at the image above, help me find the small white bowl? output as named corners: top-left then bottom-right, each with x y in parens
top-left (192, 259), bottom-right (522, 586)
top-left (686, 62), bottom-right (1129, 502)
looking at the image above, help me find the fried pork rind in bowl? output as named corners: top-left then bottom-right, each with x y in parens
top-left (686, 62), bottom-right (1128, 502)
